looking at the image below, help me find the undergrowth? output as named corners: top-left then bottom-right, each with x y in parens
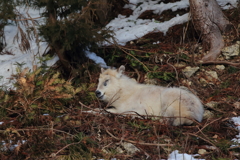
top-left (1, 38), bottom-right (240, 160)
top-left (0, 1), bottom-right (240, 159)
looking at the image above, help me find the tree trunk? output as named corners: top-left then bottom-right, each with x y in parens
top-left (189, 0), bottom-right (231, 62)
top-left (46, 0), bottom-right (71, 74)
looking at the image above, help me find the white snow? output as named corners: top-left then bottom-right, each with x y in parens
top-left (0, 6), bottom-right (59, 88)
top-left (85, 50), bottom-right (108, 68)
top-left (231, 117), bottom-right (240, 145)
top-left (168, 150), bottom-right (204, 160)
top-left (105, 0), bottom-right (238, 46)
top-left (1, 140), bottom-right (26, 151)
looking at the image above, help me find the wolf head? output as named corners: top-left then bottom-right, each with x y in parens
top-left (95, 65), bottom-right (125, 102)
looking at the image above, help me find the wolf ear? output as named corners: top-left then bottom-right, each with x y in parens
top-left (101, 68), bottom-right (105, 73)
top-left (118, 65), bottom-right (125, 76)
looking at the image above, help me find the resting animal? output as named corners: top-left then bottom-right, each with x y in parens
top-left (95, 65), bottom-right (204, 126)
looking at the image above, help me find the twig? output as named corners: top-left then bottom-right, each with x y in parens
top-left (204, 105), bottom-right (225, 113)
top-left (50, 141), bottom-right (82, 157)
top-left (184, 132), bottom-right (219, 151)
top-left (228, 145), bottom-right (240, 150)
top-left (104, 125), bottom-right (174, 147)
top-left (0, 128), bottom-right (75, 138)
top-left (12, 17), bottom-right (41, 21)
top-left (79, 101), bottom-right (91, 108)
top-left (133, 68), bottom-right (141, 82)
top-left (195, 117), bottom-right (222, 134)
top-left (166, 56), bottom-right (179, 84)
top-left (197, 61), bottom-right (240, 67)
top-left (118, 47), bottom-right (150, 72)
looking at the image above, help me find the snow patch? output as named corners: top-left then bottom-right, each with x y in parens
top-left (85, 51), bottom-right (108, 68)
top-left (168, 150), bottom-right (204, 160)
top-left (105, 0), bottom-right (238, 46)
top-left (231, 116), bottom-right (240, 145)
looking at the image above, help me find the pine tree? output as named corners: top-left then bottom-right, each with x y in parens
top-left (0, 0), bottom-right (113, 75)
top-left (0, 0), bottom-right (19, 50)
top-left (34, 0), bottom-right (112, 75)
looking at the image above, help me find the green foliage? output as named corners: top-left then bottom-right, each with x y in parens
top-left (57, 132), bottom-right (95, 160)
top-left (0, 0), bottom-right (19, 28)
top-left (227, 66), bottom-right (239, 74)
top-left (0, 0), bottom-right (19, 49)
top-left (215, 139), bottom-right (231, 154)
top-left (127, 120), bottom-right (151, 131)
top-left (0, 65), bottom-right (83, 123)
top-left (106, 50), bottom-right (122, 66)
top-left (147, 71), bottom-right (175, 81)
top-left (34, 0), bottom-right (113, 69)
top-left (179, 53), bottom-right (189, 60)
top-left (220, 80), bottom-right (230, 89)
top-left (0, 0), bottom-right (113, 72)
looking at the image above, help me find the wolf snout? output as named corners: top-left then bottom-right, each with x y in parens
top-left (95, 90), bottom-right (102, 98)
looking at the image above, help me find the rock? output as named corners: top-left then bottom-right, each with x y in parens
top-left (199, 78), bottom-right (208, 87)
top-left (200, 70), bottom-right (219, 86)
top-left (216, 65), bottom-right (225, 70)
top-left (121, 142), bottom-right (140, 154)
top-left (233, 102), bottom-right (240, 109)
top-left (205, 71), bottom-right (219, 81)
top-left (181, 79), bottom-right (192, 86)
top-left (182, 66), bottom-right (199, 78)
top-left (212, 134), bottom-right (219, 139)
top-left (144, 74), bottom-right (158, 85)
top-left (116, 147), bottom-right (124, 154)
top-left (203, 110), bottom-right (214, 119)
top-left (174, 62), bottom-right (186, 68)
top-left (198, 149), bottom-right (207, 155)
top-left (222, 42), bottom-right (240, 59)
top-left (205, 101), bottom-right (218, 109)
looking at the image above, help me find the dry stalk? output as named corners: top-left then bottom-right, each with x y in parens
top-left (195, 117), bottom-right (222, 134)
top-left (133, 68), bottom-right (141, 82)
top-left (184, 132), bottom-right (219, 151)
top-left (103, 125), bottom-right (174, 147)
top-left (197, 61), bottom-right (240, 67)
top-left (50, 141), bottom-right (83, 157)
top-left (11, 17), bottom-right (41, 21)
top-left (166, 56), bottom-right (179, 84)
top-left (0, 128), bottom-right (76, 138)
top-left (118, 46), bottom-right (150, 72)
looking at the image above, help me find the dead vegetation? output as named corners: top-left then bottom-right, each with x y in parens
top-left (0, 1), bottom-right (240, 160)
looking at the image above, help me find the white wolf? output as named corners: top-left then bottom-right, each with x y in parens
top-left (95, 65), bottom-right (204, 126)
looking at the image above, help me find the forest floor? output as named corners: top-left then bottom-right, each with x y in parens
top-left (1, 1), bottom-right (240, 160)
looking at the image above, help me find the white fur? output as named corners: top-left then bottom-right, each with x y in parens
top-left (96, 65), bottom-right (204, 126)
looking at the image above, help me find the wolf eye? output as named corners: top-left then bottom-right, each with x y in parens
top-left (104, 79), bottom-right (109, 86)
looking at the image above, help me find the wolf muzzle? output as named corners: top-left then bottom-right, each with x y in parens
top-left (95, 90), bottom-right (102, 98)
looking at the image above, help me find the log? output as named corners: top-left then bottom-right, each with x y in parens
top-left (189, 0), bottom-right (232, 62)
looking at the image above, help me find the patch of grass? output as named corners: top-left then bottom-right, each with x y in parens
top-left (127, 120), bottom-right (151, 131)
top-left (227, 66), bottom-right (239, 74)
top-left (147, 71), bottom-right (175, 81)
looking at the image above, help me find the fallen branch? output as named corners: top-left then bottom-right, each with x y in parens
top-left (195, 117), bottom-right (222, 134)
top-left (184, 132), bottom-right (219, 151)
top-left (104, 125), bottom-right (174, 147)
top-left (117, 46), bottom-right (150, 72)
top-left (50, 141), bottom-right (83, 158)
top-left (0, 127), bottom-right (75, 138)
top-left (197, 61), bottom-right (240, 67)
